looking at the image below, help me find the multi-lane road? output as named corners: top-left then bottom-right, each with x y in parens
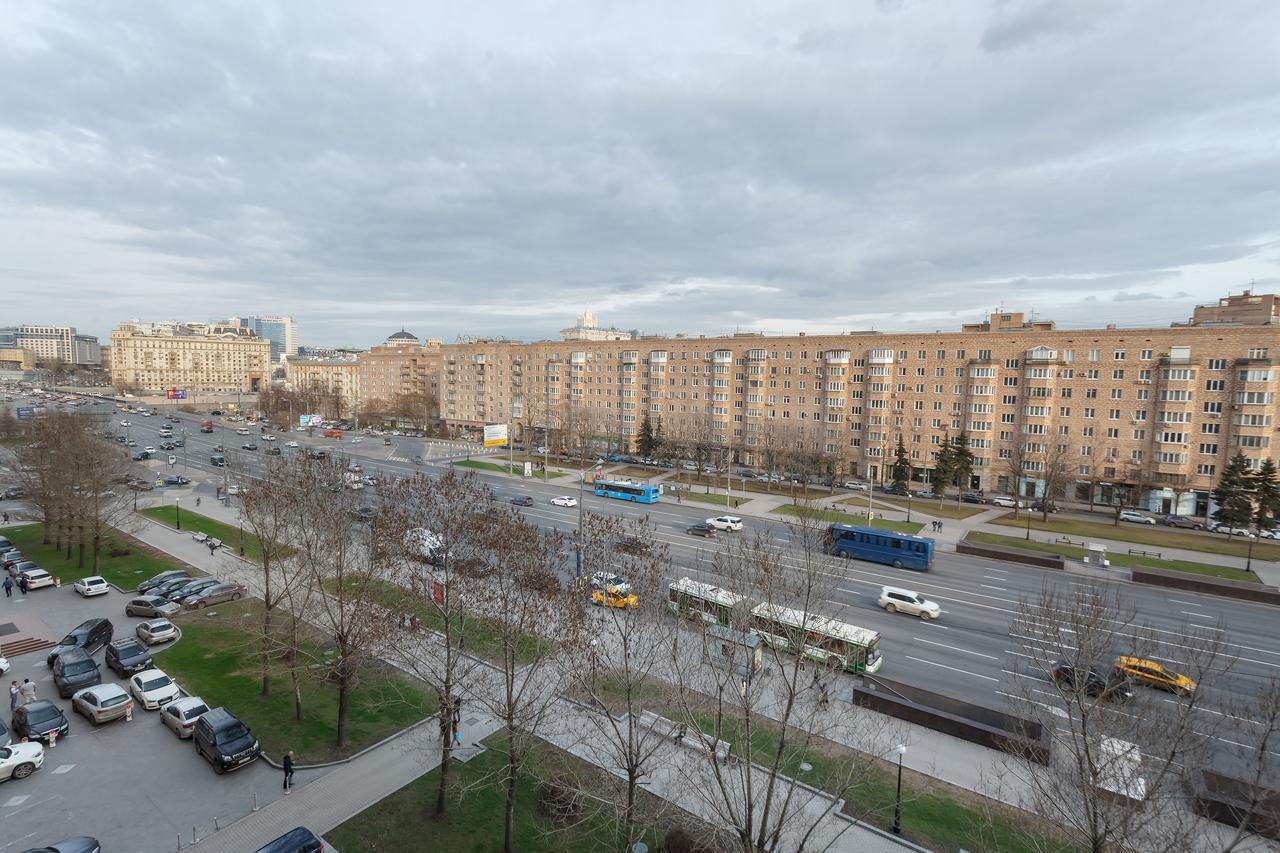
top-left (13, 398), bottom-right (1280, 780)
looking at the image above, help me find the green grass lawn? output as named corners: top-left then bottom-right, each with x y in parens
top-left (867, 496), bottom-right (986, 520)
top-left (453, 458), bottom-right (565, 479)
top-left (772, 504), bottom-right (924, 534)
top-left (140, 505), bottom-right (284, 564)
top-left (689, 712), bottom-right (1075, 853)
top-left (669, 489), bottom-right (747, 509)
top-left (989, 513), bottom-right (1280, 562)
top-left (326, 732), bottom-right (663, 853)
top-left (0, 522), bottom-right (195, 590)
top-left (354, 579), bottom-right (555, 666)
top-left (967, 532), bottom-right (1259, 583)
top-left (160, 599), bottom-right (434, 763)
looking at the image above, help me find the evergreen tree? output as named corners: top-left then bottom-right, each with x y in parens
top-left (891, 436), bottom-right (911, 493)
top-left (932, 435), bottom-right (956, 497)
top-left (652, 416), bottom-right (665, 459)
top-left (1211, 452), bottom-right (1255, 529)
top-left (637, 412), bottom-right (656, 458)
top-left (952, 431), bottom-right (975, 492)
top-left (1252, 457), bottom-right (1280, 530)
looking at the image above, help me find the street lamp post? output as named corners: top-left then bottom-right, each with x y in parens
top-left (892, 743), bottom-right (907, 835)
top-left (175, 497), bottom-right (181, 531)
top-left (1247, 535), bottom-right (1256, 574)
top-left (238, 513), bottom-right (245, 556)
top-left (589, 638), bottom-right (599, 694)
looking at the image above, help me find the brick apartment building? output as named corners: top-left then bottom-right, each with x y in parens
top-left (434, 293), bottom-right (1280, 515)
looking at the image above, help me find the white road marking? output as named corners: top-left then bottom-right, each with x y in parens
top-left (1181, 611), bottom-right (1215, 621)
top-left (3, 795), bottom-right (30, 807)
top-left (912, 637), bottom-right (999, 660)
top-left (980, 584), bottom-right (1007, 591)
top-left (904, 655), bottom-right (998, 681)
top-left (835, 587), bottom-right (862, 596)
top-left (51, 764), bottom-right (75, 775)
top-left (1170, 600), bottom-right (1200, 607)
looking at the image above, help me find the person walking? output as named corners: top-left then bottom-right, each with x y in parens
top-left (9, 681), bottom-right (18, 711)
top-left (282, 750), bottom-right (295, 794)
top-left (195, 496), bottom-right (201, 508)
top-left (20, 678), bottom-right (36, 705)
top-left (18, 575), bottom-right (27, 595)
top-left (3, 576), bottom-right (12, 598)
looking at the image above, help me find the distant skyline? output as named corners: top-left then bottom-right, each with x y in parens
top-left (4, 1), bottom-right (1279, 346)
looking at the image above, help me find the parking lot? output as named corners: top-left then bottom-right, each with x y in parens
top-left (0, 561), bottom-right (322, 853)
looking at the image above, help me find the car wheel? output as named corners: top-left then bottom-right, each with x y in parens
top-left (918, 610), bottom-right (930, 619)
top-left (231, 593), bottom-right (241, 601)
top-left (892, 560), bottom-right (903, 569)
top-left (884, 603), bottom-right (896, 614)
top-left (12, 762), bottom-right (35, 779)
top-left (198, 601), bottom-right (207, 609)
top-left (1193, 524), bottom-right (1202, 530)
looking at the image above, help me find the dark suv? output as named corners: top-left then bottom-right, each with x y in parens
top-left (105, 637), bottom-right (154, 677)
top-left (52, 648), bottom-right (102, 698)
top-left (12, 700), bottom-right (70, 744)
top-left (47, 618), bottom-right (114, 667)
top-left (1049, 660), bottom-right (1133, 702)
top-left (1165, 515), bottom-right (1204, 530)
top-left (193, 708), bottom-right (262, 774)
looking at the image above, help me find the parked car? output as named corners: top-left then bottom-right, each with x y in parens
top-left (1164, 515), bottom-right (1203, 530)
top-left (11, 700), bottom-right (70, 744)
top-left (685, 523), bottom-right (718, 539)
top-left (151, 576), bottom-right (199, 599)
top-left (8, 559), bottom-right (38, 579)
top-left (705, 515), bottom-right (744, 532)
top-left (163, 475), bottom-right (191, 486)
top-left (2, 550), bottom-right (25, 569)
top-left (550, 496), bottom-right (577, 507)
top-left (52, 648), bottom-right (102, 698)
top-left (990, 496), bottom-right (1026, 508)
top-left (1258, 528), bottom-right (1280, 540)
top-left (18, 568), bottom-right (54, 590)
top-left (841, 481), bottom-right (869, 491)
top-left (1113, 656), bottom-right (1197, 696)
top-left (592, 589), bottom-right (639, 609)
top-left (878, 586), bottom-right (941, 620)
top-left (165, 577), bottom-right (221, 603)
top-left (47, 618), bottom-right (113, 667)
top-left (1210, 523), bottom-right (1255, 538)
top-left (105, 637), bottom-right (154, 677)
top-left (1117, 510), bottom-right (1157, 525)
top-left (128, 668), bottom-right (181, 709)
top-left (72, 576), bottom-right (111, 597)
top-left (1049, 660), bottom-right (1133, 702)
top-left (589, 572), bottom-right (632, 594)
top-left (137, 619), bottom-right (178, 645)
top-left (161, 696), bottom-right (210, 739)
top-left (18, 837), bottom-right (100, 853)
top-left (181, 582), bottom-right (247, 609)
top-left (510, 495), bottom-right (534, 507)
top-left (193, 707), bottom-right (262, 774)
top-left (0, 740), bottom-right (43, 781)
top-left (71, 683), bottom-right (134, 725)
top-left (125, 595), bottom-right (181, 618)
top-left (255, 827), bottom-right (330, 853)
top-left (1030, 500), bottom-right (1059, 513)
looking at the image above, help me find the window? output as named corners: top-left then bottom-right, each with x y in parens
top-left (1239, 369), bottom-right (1273, 382)
top-left (1140, 349), bottom-right (1152, 360)
top-left (1114, 350), bottom-right (1126, 360)
top-left (1002, 394), bottom-right (1018, 405)
top-left (1060, 406), bottom-right (1071, 417)
top-left (1162, 368), bottom-right (1194, 381)
top-left (1088, 349), bottom-right (1100, 361)
top-left (1005, 358), bottom-right (1020, 369)
top-left (1160, 389), bottom-right (1191, 401)
top-left (1207, 358), bottom-right (1228, 370)
top-left (1202, 423), bottom-right (1220, 434)
top-left (1248, 348), bottom-right (1269, 360)
top-left (1236, 391), bottom-right (1274, 405)
top-left (1234, 413), bottom-right (1272, 426)
top-left (1083, 407), bottom-right (1096, 418)
top-left (1113, 369), bottom-right (1125, 380)
top-left (1107, 428), bottom-right (1120, 438)
top-left (1197, 464), bottom-right (1216, 476)
top-left (1111, 388), bottom-right (1124, 399)
top-left (1204, 401), bottom-right (1223, 414)
top-left (1234, 435), bottom-right (1270, 448)
top-left (1199, 443), bottom-right (1218, 455)
top-left (1132, 429), bottom-right (1146, 440)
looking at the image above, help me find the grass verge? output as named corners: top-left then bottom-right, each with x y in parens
top-left (161, 599), bottom-right (433, 763)
top-left (989, 514), bottom-right (1280, 562)
top-left (326, 732), bottom-right (665, 853)
top-left (0, 522), bottom-right (194, 590)
top-left (140, 505), bottom-right (285, 564)
top-left (967, 531), bottom-right (1258, 583)
top-left (865, 496), bottom-right (986, 520)
top-left (773, 504), bottom-right (924, 534)
top-left (669, 489), bottom-right (747, 509)
top-left (452, 458), bottom-right (565, 479)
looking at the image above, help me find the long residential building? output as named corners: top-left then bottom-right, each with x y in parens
top-left (0, 325), bottom-right (101, 366)
top-left (434, 293), bottom-right (1280, 515)
top-left (109, 322), bottom-right (271, 394)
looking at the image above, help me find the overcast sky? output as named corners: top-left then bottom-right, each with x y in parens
top-left (3, 1), bottom-right (1278, 347)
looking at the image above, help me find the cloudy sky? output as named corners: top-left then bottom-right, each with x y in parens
top-left (3, 1), bottom-right (1278, 347)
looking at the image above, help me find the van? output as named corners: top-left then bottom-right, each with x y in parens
top-left (47, 618), bottom-right (114, 667)
top-left (53, 647), bottom-right (103, 698)
top-left (193, 707), bottom-right (262, 774)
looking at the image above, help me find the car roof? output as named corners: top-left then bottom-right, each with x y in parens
top-left (134, 668), bottom-right (168, 679)
top-left (1116, 656), bottom-right (1163, 669)
top-left (880, 585), bottom-right (922, 597)
top-left (79, 576), bottom-right (106, 583)
top-left (77, 682), bottom-right (128, 699)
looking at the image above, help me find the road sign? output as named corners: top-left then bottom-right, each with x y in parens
top-left (15, 407), bottom-right (34, 421)
top-left (523, 461), bottom-right (532, 478)
top-left (483, 423), bottom-right (508, 447)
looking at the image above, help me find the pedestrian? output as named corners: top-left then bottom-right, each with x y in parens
top-left (676, 492), bottom-right (682, 504)
top-left (2, 511), bottom-right (8, 523)
top-left (8, 681), bottom-right (18, 711)
top-left (208, 541), bottom-right (216, 556)
top-left (452, 721), bottom-right (462, 747)
top-left (3, 576), bottom-right (12, 598)
top-left (282, 750), bottom-right (294, 794)
top-left (20, 678), bottom-right (36, 705)
top-left (938, 520), bottom-right (944, 532)
top-left (18, 575), bottom-right (27, 595)
top-left (819, 683), bottom-right (830, 708)
top-left (195, 496), bottom-right (201, 507)
top-left (675, 722), bottom-right (687, 745)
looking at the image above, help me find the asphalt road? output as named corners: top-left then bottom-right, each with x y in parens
top-left (15, 397), bottom-right (1280, 782)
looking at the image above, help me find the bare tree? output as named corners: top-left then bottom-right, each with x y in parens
top-left (1040, 440), bottom-right (1076, 520)
top-left (1001, 441), bottom-right (1031, 518)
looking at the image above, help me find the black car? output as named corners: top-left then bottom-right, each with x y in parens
top-left (254, 828), bottom-right (326, 853)
top-left (959, 492), bottom-right (985, 504)
top-left (210, 409), bottom-right (223, 416)
top-left (151, 576), bottom-right (198, 598)
top-left (166, 577), bottom-right (221, 603)
top-left (105, 637), bottom-right (154, 677)
top-left (193, 707), bottom-right (262, 774)
top-left (510, 495), bottom-right (534, 507)
top-left (686, 523), bottom-right (718, 538)
top-left (18, 838), bottom-right (101, 853)
top-left (1049, 660), bottom-right (1133, 701)
top-left (138, 569), bottom-right (190, 594)
top-left (265, 446), bottom-right (282, 456)
top-left (241, 443), bottom-right (258, 451)
top-left (47, 618), bottom-right (114, 667)
top-left (132, 451), bottom-right (151, 461)
top-left (2, 487), bottom-right (24, 500)
top-left (163, 476), bottom-right (191, 486)
top-left (1030, 500), bottom-right (1059, 513)
top-left (12, 700), bottom-right (70, 744)
top-left (52, 648), bottom-right (102, 698)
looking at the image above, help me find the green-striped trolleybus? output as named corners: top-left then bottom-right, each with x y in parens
top-left (667, 577), bottom-right (743, 627)
top-left (748, 602), bottom-right (883, 674)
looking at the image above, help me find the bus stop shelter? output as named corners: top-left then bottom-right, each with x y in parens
top-left (703, 623), bottom-right (763, 682)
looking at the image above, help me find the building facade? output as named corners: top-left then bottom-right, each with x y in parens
top-left (436, 299), bottom-right (1280, 514)
top-left (357, 333), bottom-right (442, 426)
top-left (0, 325), bottom-right (101, 366)
top-left (109, 323), bottom-right (271, 394)
top-left (560, 307), bottom-right (634, 341)
top-left (286, 357), bottom-right (362, 416)
top-left (227, 315), bottom-right (298, 363)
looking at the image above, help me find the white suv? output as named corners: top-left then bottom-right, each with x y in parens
top-left (990, 496), bottom-right (1025, 508)
top-left (1118, 510), bottom-right (1156, 525)
top-left (705, 516), bottom-right (744, 532)
top-left (878, 586), bottom-right (941, 620)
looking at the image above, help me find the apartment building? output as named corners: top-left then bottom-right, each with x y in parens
top-left (227, 315), bottom-right (299, 363)
top-left (109, 322), bottom-right (271, 394)
top-left (437, 299), bottom-right (1280, 514)
top-left (0, 325), bottom-right (101, 366)
top-left (357, 332), bottom-right (443, 412)
top-left (286, 357), bottom-right (362, 416)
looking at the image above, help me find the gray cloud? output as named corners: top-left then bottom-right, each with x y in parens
top-left (2, 0), bottom-right (1279, 346)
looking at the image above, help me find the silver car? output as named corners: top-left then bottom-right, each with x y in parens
top-left (125, 596), bottom-right (180, 618)
top-left (71, 684), bottom-right (134, 726)
top-left (160, 696), bottom-right (210, 739)
top-left (137, 619), bottom-right (178, 645)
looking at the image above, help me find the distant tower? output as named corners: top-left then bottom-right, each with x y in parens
top-left (579, 306), bottom-right (597, 329)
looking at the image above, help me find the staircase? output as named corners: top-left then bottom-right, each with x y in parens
top-left (1, 636), bottom-right (56, 658)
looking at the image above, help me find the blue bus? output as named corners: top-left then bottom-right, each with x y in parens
top-left (593, 479), bottom-right (661, 504)
top-left (825, 524), bottom-right (934, 571)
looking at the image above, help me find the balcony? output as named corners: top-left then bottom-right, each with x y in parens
top-left (746, 348), bottom-right (766, 361)
top-left (648, 350), bottom-right (668, 363)
top-left (824, 350), bottom-right (850, 365)
top-left (868, 348), bottom-right (894, 365)
top-left (711, 350), bottom-right (733, 363)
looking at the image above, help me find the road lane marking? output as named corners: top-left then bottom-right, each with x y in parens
top-left (835, 588), bottom-right (862, 596)
top-left (3, 795), bottom-right (30, 807)
top-left (903, 655), bottom-right (997, 681)
top-left (51, 764), bottom-right (75, 774)
top-left (912, 637), bottom-right (999, 660)
top-left (980, 584), bottom-right (1007, 591)
top-left (1180, 611), bottom-right (1217, 621)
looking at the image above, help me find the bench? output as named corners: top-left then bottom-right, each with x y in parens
top-left (638, 710), bottom-right (731, 762)
top-left (191, 532), bottom-right (208, 543)
top-left (1056, 536), bottom-right (1086, 547)
top-left (209, 538), bottom-right (223, 550)
top-left (1128, 548), bottom-right (1162, 559)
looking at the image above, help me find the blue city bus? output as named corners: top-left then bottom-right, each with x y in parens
top-left (593, 479), bottom-right (661, 504)
top-left (825, 524), bottom-right (934, 571)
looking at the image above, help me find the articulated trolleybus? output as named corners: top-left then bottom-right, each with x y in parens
top-left (825, 524), bottom-right (934, 571)
top-left (593, 479), bottom-right (661, 504)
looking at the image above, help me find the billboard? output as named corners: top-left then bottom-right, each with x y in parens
top-left (483, 423), bottom-right (509, 447)
top-left (165, 388), bottom-right (187, 400)
top-left (300, 414), bottom-right (324, 426)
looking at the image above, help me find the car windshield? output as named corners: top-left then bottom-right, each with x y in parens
top-left (142, 675), bottom-right (172, 691)
top-left (59, 632), bottom-right (87, 646)
top-left (118, 642), bottom-right (147, 657)
top-left (63, 660), bottom-right (96, 675)
top-left (26, 705), bottom-right (61, 724)
top-left (217, 722), bottom-right (251, 743)
top-left (186, 703), bottom-right (210, 718)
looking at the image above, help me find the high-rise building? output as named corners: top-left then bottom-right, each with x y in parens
top-left (109, 321), bottom-right (271, 394)
top-left (560, 307), bottom-right (633, 341)
top-left (0, 325), bottom-right (101, 366)
top-left (227, 315), bottom-right (298, 363)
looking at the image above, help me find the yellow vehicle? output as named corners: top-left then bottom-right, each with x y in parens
top-left (592, 589), bottom-right (638, 609)
top-left (1113, 656), bottom-right (1197, 696)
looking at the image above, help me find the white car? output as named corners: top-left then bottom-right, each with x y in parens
top-left (705, 516), bottom-right (744, 532)
top-left (1210, 523), bottom-right (1255, 538)
top-left (551, 496), bottom-right (578, 507)
top-left (1257, 528), bottom-right (1280, 540)
top-left (0, 656), bottom-right (9, 675)
top-left (128, 668), bottom-right (181, 710)
top-left (879, 586), bottom-right (941, 620)
top-left (286, 441), bottom-right (299, 448)
top-left (161, 695), bottom-right (210, 739)
top-left (73, 576), bottom-right (111, 597)
top-left (842, 481), bottom-right (869, 491)
top-left (1118, 510), bottom-right (1157, 525)
top-left (350, 437), bottom-right (363, 443)
top-left (143, 446), bottom-right (156, 454)
top-left (0, 740), bottom-right (44, 781)
top-left (119, 419), bottom-right (132, 427)
top-left (226, 484), bottom-right (241, 496)
top-left (262, 434), bottom-right (276, 442)
top-left (990, 496), bottom-right (1026, 508)
top-left (236, 428), bottom-right (250, 435)
top-left (19, 568), bottom-right (54, 590)
top-left (590, 571), bottom-right (632, 595)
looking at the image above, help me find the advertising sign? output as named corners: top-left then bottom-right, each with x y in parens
top-left (483, 423), bottom-right (509, 447)
top-left (15, 407), bottom-right (34, 421)
top-left (523, 461), bottom-right (532, 478)
top-left (165, 389), bottom-right (187, 400)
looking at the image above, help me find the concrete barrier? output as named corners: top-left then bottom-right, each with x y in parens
top-left (1193, 769), bottom-right (1280, 840)
top-left (852, 677), bottom-right (1051, 765)
top-left (956, 539), bottom-right (1065, 570)
top-left (1130, 567), bottom-right (1280, 606)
